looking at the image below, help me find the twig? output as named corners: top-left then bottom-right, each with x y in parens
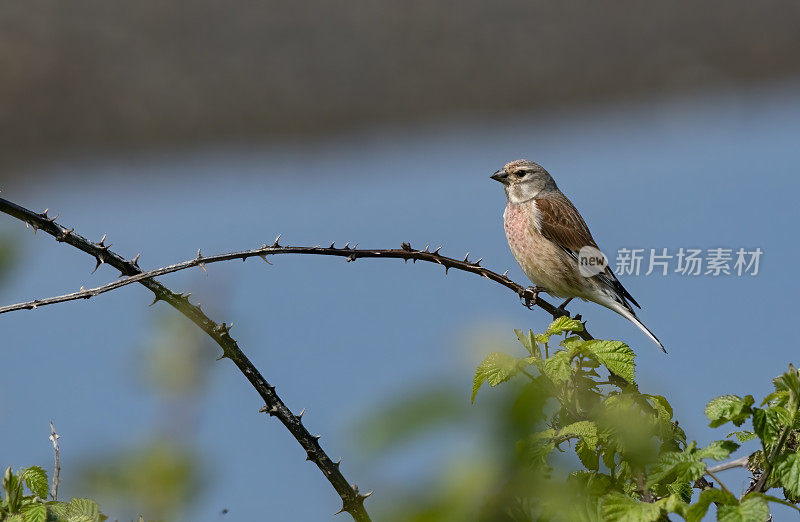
top-left (0, 197), bottom-right (372, 521)
top-left (745, 421), bottom-right (793, 495)
top-left (704, 469), bottom-right (733, 497)
top-left (707, 456), bottom-right (749, 474)
top-left (0, 237), bottom-right (590, 341)
top-left (49, 421), bottom-right (60, 501)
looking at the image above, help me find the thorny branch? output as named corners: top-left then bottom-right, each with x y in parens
top-left (0, 236), bottom-right (590, 341)
top-left (0, 197), bottom-right (372, 522)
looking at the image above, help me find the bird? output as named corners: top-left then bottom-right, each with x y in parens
top-left (491, 159), bottom-right (665, 352)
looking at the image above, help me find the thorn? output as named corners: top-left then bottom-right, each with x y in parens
top-left (98, 234), bottom-right (107, 246)
top-left (199, 262), bottom-right (207, 272)
top-left (502, 269), bottom-right (509, 277)
top-left (359, 491), bottom-right (373, 500)
top-left (344, 242), bottom-right (350, 250)
top-left (42, 208), bottom-right (49, 216)
top-left (259, 255), bottom-right (272, 265)
top-left (330, 242), bottom-right (335, 249)
top-left (463, 252), bottom-right (470, 263)
top-left (424, 244), bottom-right (430, 252)
top-left (216, 352), bottom-right (227, 361)
top-left (273, 234), bottom-right (282, 247)
top-left (312, 434), bottom-right (322, 441)
top-left (149, 295), bottom-right (160, 306)
top-left (217, 322), bottom-right (233, 335)
top-left (346, 253), bottom-right (357, 262)
top-left (314, 244), bottom-right (321, 248)
top-left (433, 246), bottom-right (442, 255)
top-left (196, 248), bottom-right (203, 260)
top-left (91, 256), bottom-right (104, 274)
top-left (131, 253), bottom-right (141, 267)
top-left (474, 258), bottom-right (482, 266)
top-left (56, 227), bottom-right (74, 241)
top-left (444, 266), bottom-right (450, 275)
top-left (298, 408), bottom-right (305, 419)
top-left (334, 459), bottom-right (342, 468)
top-left (80, 286), bottom-right (85, 291)
top-left (401, 242), bottom-right (412, 251)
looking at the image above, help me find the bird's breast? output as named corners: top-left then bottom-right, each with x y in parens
top-left (502, 201), bottom-right (586, 298)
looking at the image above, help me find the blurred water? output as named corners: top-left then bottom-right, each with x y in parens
top-left (1, 81), bottom-right (799, 520)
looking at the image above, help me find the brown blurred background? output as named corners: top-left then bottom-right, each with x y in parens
top-left (2, 0), bottom-right (799, 177)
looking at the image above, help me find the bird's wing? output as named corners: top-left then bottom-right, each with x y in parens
top-left (534, 194), bottom-right (641, 309)
top-left (534, 194), bottom-right (598, 253)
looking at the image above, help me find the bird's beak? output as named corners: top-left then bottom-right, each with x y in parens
top-left (490, 169), bottom-right (509, 184)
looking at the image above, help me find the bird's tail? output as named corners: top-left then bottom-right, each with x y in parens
top-left (607, 300), bottom-right (666, 353)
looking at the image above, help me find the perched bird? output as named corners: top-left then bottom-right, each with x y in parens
top-left (491, 159), bottom-right (665, 352)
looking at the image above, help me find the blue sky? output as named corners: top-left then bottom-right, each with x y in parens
top-left (1, 81), bottom-right (799, 520)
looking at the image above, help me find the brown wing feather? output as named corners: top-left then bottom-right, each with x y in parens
top-left (534, 194), bottom-right (598, 252)
top-left (535, 193), bottom-right (642, 309)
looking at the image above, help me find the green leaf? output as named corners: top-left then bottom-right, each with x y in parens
top-left (547, 316), bottom-right (584, 336)
top-left (647, 448), bottom-right (706, 488)
top-left (68, 498), bottom-right (100, 522)
top-left (646, 395), bottom-right (674, 422)
top-left (567, 470), bottom-right (612, 497)
top-left (583, 340), bottom-right (635, 384)
top-left (727, 430), bottom-right (757, 442)
top-left (696, 440), bottom-right (740, 461)
top-left (515, 329), bottom-right (541, 358)
top-left (559, 421), bottom-right (599, 446)
top-left (685, 488), bottom-right (737, 522)
top-left (717, 496), bottom-right (769, 522)
top-left (667, 481), bottom-right (693, 504)
top-left (6, 515), bottom-right (25, 522)
top-left (772, 364), bottom-right (800, 409)
top-left (576, 439), bottom-right (600, 471)
top-left (601, 493), bottom-right (662, 522)
top-left (542, 350), bottom-right (572, 384)
top-left (20, 503), bottom-right (47, 522)
top-left (705, 395), bottom-right (754, 427)
top-left (772, 452), bottom-right (800, 499)
top-left (744, 492), bottom-right (800, 512)
top-left (67, 516), bottom-right (96, 522)
top-left (517, 430), bottom-right (556, 467)
top-left (47, 501), bottom-right (71, 520)
top-left (752, 407), bottom-right (783, 446)
top-left (20, 466), bottom-right (49, 499)
top-left (662, 493), bottom-right (690, 517)
top-left (471, 352), bottom-right (521, 403)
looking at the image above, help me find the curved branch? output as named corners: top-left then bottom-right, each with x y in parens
top-left (0, 230), bottom-right (592, 342)
top-left (0, 197), bottom-right (372, 521)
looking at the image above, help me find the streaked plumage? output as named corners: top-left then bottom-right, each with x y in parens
top-left (492, 159), bottom-right (665, 352)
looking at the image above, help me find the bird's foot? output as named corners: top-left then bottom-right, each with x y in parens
top-left (519, 286), bottom-right (543, 309)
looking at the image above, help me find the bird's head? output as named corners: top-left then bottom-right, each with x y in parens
top-left (491, 159), bottom-right (557, 203)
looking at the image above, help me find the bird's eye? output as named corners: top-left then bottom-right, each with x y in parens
top-left (516, 170), bottom-right (527, 177)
